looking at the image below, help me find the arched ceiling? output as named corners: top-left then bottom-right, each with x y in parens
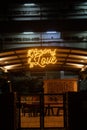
top-left (0, 47), bottom-right (87, 75)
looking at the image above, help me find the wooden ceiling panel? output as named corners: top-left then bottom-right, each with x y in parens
top-left (0, 47), bottom-right (87, 73)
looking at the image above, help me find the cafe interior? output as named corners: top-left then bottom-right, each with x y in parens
top-left (0, 0), bottom-right (87, 130)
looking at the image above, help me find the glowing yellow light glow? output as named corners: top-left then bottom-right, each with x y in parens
top-left (27, 48), bottom-right (57, 68)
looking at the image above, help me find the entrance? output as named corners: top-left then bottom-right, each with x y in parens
top-left (17, 93), bottom-right (66, 129)
top-left (16, 78), bottom-right (78, 129)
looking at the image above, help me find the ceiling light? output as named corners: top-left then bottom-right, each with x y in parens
top-left (23, 32), bottom-right (34, 34)
top-left (24, 3), bottom-right (35, 6)
top-left (46, 31), bottom-right (57, 34)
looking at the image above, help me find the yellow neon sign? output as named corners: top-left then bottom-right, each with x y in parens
top-left (27, 48), bottom-right (57, 68)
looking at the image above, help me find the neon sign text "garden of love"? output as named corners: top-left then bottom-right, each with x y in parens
top-left (27, 48), bottom-right (57, 68)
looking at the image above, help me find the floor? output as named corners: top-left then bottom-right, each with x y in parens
top-left (20, 111), bottom-right (64, 128)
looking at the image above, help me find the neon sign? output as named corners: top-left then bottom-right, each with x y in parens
top-left (27, 48), bottom-right (57, 68)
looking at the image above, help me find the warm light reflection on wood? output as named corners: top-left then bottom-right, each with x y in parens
top-left (27, 48), bottom-right (57, 68)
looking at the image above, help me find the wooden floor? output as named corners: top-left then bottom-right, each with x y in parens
top-left (21, 113), bottom-right (64, 128)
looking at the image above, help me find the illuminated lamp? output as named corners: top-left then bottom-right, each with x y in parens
top-left (27, 48), bottom-right (57, 68)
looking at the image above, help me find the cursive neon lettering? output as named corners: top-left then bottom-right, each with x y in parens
top-left (27, 48), bottom-right (57, 68)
